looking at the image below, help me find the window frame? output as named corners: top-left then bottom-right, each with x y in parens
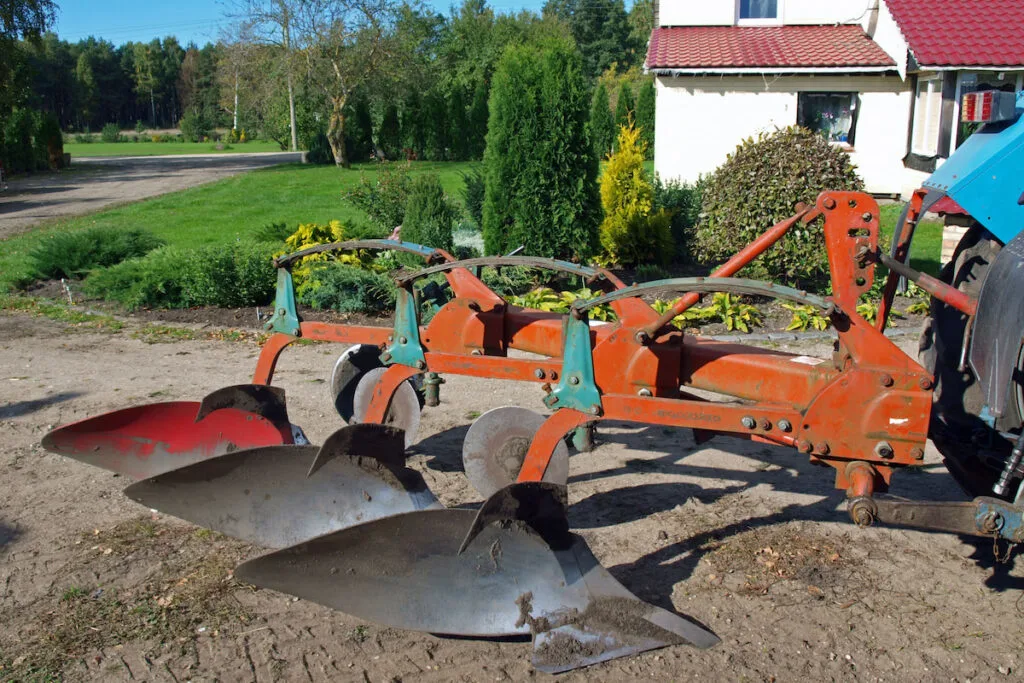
top-left (796, 91), bottom-right (860, 149)
top-left (736, 0), bottom-right (783, 25)
top-left (910, 74), bottom-right (942, 157)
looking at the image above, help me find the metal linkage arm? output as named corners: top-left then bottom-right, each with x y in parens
top-left (274, 240), bottom-right (448, 269)
top-left (397, 256), bottom-right (606, 286)
top-left (848, 494), bottom-right (1024, 543)
top-left (572, 277), bottom-right (833, 317)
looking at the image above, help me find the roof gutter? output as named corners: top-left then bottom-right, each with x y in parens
top-left (912, 64), bottom-right (1024, 72)
top-left (648, 65), bottom-right (897, 76)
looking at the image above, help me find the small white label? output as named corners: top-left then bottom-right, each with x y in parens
top-left (790, 355), bottom-right (826, 366)
top-left (889, 418), bottom-right (909, 425)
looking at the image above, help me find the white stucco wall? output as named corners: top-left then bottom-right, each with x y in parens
top-left (659, 1), bottom-right (733, 26)
top-left (653, 75), bottom-right (913, 195)
top-left (659, 0), bottom-right (880, 27)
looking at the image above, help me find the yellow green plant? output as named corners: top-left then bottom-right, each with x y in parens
top-left (278, 220), bottom-right (367, 289)
top-left (783, 303), bottom-right (831, 331)
top-left (506, 287), bottom-right (616, 321)
top-left (598, 124), bottom-right (673, 266)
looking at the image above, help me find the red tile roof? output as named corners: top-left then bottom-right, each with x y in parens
top-left (645, 25), bottom-right (896, 71)
top-left (884, 0), bottom-right (1024, 67)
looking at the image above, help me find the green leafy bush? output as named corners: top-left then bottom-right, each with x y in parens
top-left (253, 222), bottom-right (293, 243)
top-left (783, 303), bottom-right (831, 331)
top-left (401, 174), bottom-right (455, 257)
top-left (598, 124), bottom-right (673, 266)
top-left (84, 242), bottom-right (276, 310)
top-left (344, 163), bottom-right (412, 234)
top-left (695, 126), bottom-right (863, 288)
top-left (29, 227), bottom-right (165, 280)
top-left (179, 109), bottom-right (212, 142)
top-left (306, 132), bottom-right (334, 165)
top-left (35, 114), bottom-right (64, 169)
top-left (298, 264), bottom-right (396, 315)
top-left (3, 109), bottom-right (37, 174)
top-left (100, 123), bottom-right (121, 143)
top-left (654, 175), bottom-right (703, 261)
top-left (634, 264), bottom-right (669, 281)
top-left (482, 39), bottom-right (600, 260)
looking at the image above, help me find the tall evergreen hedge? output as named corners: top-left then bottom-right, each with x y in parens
top-left (589, 81), bottom-right (614, 159)
top-left (636, 80), bottom-right (655, 159)
top-left (481, 40), bottom-right (599, 260)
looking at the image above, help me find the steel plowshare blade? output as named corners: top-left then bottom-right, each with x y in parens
top-left (123, 423), bottom-right (441, 548)
top-left (234, 482), bottom-right (719, 673)
top-left (41, 384), bottom-right (296, 480)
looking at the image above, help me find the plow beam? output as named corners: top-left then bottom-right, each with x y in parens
top-left (235, 483), bottom-right (718, 673)
top-left (125, 424), bottom-right (439, 548)
top-left (41, 384), bottom-right (295, 480)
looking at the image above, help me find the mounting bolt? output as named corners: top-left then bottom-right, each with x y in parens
top-left (589, 405), bottom-right (601, 416)
top-left (399, 336), bottom-right (408, 344)
top-left (778, 419), bottom-right (792, 432)
top-left (635, 330), bottom-right (651, 345)
top-left (415, 360), bottom-right (426, 370)
top-left (741, 415), bottom-right (757, 429)
top-left (569, 376), bottom-right (580, 385)
top-left (815, 441), bottom-right (830, 455)
top-left (910, 446), bottom-right (925, 461)
top-left (534, 368), bottom-right (546, 380)
top-left (637, 388), bottom-right (653, 397)
top-left (759, 418), bottom-right (772, 431)
top-left (880, 373), bottom-right (894, 387)
top-left (797, 440), bottom-right (813, 453)
top-left (823, 198), bottom-right (837, 210)
top-left (278, 308), bottom-right (286, 315)
top-left (874, 441), bottom-right (894, 459)
top-left (849, 499), bottom-right (876, 527)
top-left (862, 212), bottom-right (874, 222)
top-left (470, 349), bottom-right (483, 356)
top-left (919, 376), bottom-right (933, 390)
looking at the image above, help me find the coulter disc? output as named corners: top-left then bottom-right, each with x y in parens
top-left (351, 367), bottom-right (421, 448)
top-left (462, 407), bottom-right (569, 498)
top-left (330, 344), bottom-right (384, 422)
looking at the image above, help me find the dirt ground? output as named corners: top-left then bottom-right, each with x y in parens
top-left (1, 311), bottom-right (1022, 682)
top-left (0, 153), bottom-right (302, 238)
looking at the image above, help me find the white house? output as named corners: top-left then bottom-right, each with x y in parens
top-left (646, 0), bottom-right (1024, 196)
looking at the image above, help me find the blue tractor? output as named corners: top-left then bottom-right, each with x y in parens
top-left (906, 90), bottom-right (1024, 501)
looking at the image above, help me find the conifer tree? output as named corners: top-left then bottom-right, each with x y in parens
top-left (379, 103), bottom-right (401, 160)
top-left (635, 79), bottom-right (655, 159)
top-left (468, 79), bottom-right (489, 160)
top-left (589, 81), bottom-right (615, 158)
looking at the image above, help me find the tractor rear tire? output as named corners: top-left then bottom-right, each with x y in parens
top-left (919, 224), bottom-right (1023, 499)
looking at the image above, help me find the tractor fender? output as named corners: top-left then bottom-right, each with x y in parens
top-left (970, 230), bottom-right (1024, 421)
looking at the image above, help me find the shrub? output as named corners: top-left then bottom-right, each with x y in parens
top-left (482, 39), bottom-right (600, 260)
top-left (306, 132), bottom-right (334, 165)
top-left (344, 163), bottom-right (412, 234)
top-left (75, 133), bottom-right (96, 143)
top-left (461, 167), bottom-right (485, 228)
top-left (401, 174), bottom-right (455, 256)
top-left (653, 175), bottom-right (703, 261)
top-left (598, 124), bottom-right (673, 266)
top-left (378, 104), bottom-right (401, 160)
top-left (253, 222), bottom-right (293, 243)
top-left (34, 114), bottom-right (64, 169)
top-left (635, 80), bottom-right (655, 159)
top-left (179, 109), bottom-right (212, 142)
top-left (84, 242), bottom-right (276, 310)
top-left (135, 120), bottom-right (145, 135)
top-left (298, 264), bottom-right (396, 315)
top-left (100, 123), bottom-right (121, 143)
top-left (3, 109), bottom-right (37, 174)
top-left (634, 264), bottom-right (669, 281)
top-left (29, 227), bottom-right (165, 280)
top-left (695, 126), bottom-right (863, 287)
top-left (589, 82), bottom-right (615, 159)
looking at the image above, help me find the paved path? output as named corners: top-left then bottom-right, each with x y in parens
top-left (0, 152), bottom-right (302, 238)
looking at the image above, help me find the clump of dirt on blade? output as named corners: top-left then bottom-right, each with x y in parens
top-left (0, 515), bottom-right (255, 681)
top-left (706, 522), bottom-right (855, 594)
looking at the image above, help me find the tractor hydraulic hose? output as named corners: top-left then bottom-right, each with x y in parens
top-left (876, 252), bottom-right (978, 316)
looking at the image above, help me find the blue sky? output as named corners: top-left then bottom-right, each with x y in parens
top-left (53, 0), bottom-right (551, 46)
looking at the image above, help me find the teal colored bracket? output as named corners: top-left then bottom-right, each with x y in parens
top-left (544, 312), bottom-right (602, 415)
top-left (383, 286), bottom-right (426, 369)
top-left (264, 268), bottom-right (301, 336)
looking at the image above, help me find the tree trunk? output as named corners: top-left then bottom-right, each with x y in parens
top-left (282, 18), bottom-right (298, 152)
top-left (233, 71), bottom-right (239, 131)
top-left (287, 72), bottom-right (298, 152)
top-left (150, 89), bottom-right (155, 125)
top-left (327, 95), bottom-right (349, 168)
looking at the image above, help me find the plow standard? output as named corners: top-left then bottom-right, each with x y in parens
top-left (42, 93), bottom-right (1024, 673)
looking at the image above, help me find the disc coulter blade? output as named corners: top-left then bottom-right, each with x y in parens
top-left (462, 406), bottom-right (569, 498)
top-left (330, 344), bottom-right (384, 422)
top-left (235, 483), bottom-right (718, 673)
top-left (41, 385), bottom-right (293, 480)
top-left (351, 367), bottom-right (422, 447)
top-left (125, 424), bottom-right (439, 548)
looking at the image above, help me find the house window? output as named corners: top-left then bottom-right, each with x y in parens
top-left (797, 92), bottom-right (857, 145)
top-left (911, 76), bottom-right (942, 157)
top-left (738, 0), bottom-right (780, 23)
top-left (739, 0), bottom-right (778, 19)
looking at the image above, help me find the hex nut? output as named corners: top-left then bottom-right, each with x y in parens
top-left (741, 416), bottom-right (757, 429)
top-left (874, 441), bottom-right (894, 459)
top-left (778, 419), bottom-right (792, 432)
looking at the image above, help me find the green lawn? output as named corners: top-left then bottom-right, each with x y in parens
top-left (0, 161), bottom-right (478, 291)
top-left (64, 140), bottom-right (286, 157)
top-left (878, 203), bottom-right (943, 276)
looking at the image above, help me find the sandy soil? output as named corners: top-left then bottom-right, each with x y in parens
top-left (0, 153), bottom-right (302, 238)
top-left (1, 311), bottom-right (1022, 682)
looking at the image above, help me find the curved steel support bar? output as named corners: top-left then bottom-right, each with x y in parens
top-left (396, 256), bottom-right (605, 286)
top-left (274, 240), bottom-right (447, 269)
top-left (572, 277), bottom-right (833, 314)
